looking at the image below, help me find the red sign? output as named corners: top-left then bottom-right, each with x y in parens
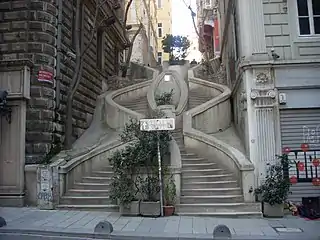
top-left (38, 70), bottom-right (54, 84)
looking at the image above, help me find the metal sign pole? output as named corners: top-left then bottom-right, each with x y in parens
top-left (157, 131), bottom-right (164, 217)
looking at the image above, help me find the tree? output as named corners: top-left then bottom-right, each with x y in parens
top-left (64, 0), bottom-right (135, 149)
top-left (187, 6), bottom-right (213, 74)
top-left (162, 34), bottom-right (191, 62)
top-left (119, 0), bottom-right (143, 77)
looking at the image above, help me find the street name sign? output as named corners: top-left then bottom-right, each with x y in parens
top-left (140, 118), bottom-right (175, 131)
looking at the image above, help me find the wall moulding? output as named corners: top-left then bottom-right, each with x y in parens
top-left (250, 88), bottom-right (277, 108)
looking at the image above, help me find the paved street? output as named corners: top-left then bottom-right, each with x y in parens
top-left (0, 207), bottom-right (319, 240)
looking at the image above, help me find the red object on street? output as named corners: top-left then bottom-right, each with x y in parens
top-left (297, 162), bottom-right (305, 171)
top-left (290, 176), bottom-right (298, 184)
top-left (312, 178), bottom-right (320, 186)
top-left (301, 143), bottom-right (309, 152)
top-left (312, 159), bottom-right (320, 167)
top-left (283, 147), bottom-right (291, 154)
top-left (38, 70), bottom-right (54, 84)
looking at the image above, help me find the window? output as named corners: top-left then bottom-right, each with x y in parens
top-left (96, 30), bottom-right (104, 70)
top-left (157, 52), bottom-right (162, 64)
top-left (296, 0), bottom-right (320, 35)
top-left (158, 0), bottom-right (162, 8)
top-left (158, 23), bottom-right (162, 38)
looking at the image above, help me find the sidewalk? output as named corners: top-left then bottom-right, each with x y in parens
top-left (0, 207), bottom-right (319, 239)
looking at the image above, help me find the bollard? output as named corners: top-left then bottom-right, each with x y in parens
top-left (213, 224), bottom-right (232, 239)
top-left (0, 217), bottom-right (6, 228)
top-left (94, 220), bottom-right (113, 234)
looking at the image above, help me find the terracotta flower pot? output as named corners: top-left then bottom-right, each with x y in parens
top-left (163, 206), bottom-right (175, 216)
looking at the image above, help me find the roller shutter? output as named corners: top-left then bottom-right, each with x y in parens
top-left (280, 108), bottom-right (320, 203)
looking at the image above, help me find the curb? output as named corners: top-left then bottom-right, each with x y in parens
top-left (0, 228), bottom-right (319, 240)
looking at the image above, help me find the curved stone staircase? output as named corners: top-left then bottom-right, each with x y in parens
top-left (55, 61), bottom-right (260, 216)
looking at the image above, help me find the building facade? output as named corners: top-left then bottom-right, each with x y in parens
top-left (126, 0), bottom-right (158, 66)
top-left (218, 0), bottom-right (320, 203)
top-left (156, 0), bottom-right (172, 64)
top-left (196, 0), bottom-right (217, 58)
top-left (0, 0), bottom-right (128, 206)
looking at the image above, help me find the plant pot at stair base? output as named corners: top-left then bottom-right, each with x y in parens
top-left (263, 202), bottom-right (284, 218)
top-left (163, 206), bottom-right (175, 216)
top-left (140, 201), bottom-right (161, 217)
top-left (119, 200), bottom-right (141, 216)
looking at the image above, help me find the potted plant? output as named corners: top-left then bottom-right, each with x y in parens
top-left (138, 175), bottom-right (161, 217)
top-left (254, 154), bottom-right (291, 218)
top-left (109, 148), bottom-right (141, 216)
top-left (164, 174), bottom-right (176, 216)
top-left (155, 89), bottom-right (174, 106)
top-left (109, 112), bottom-right (172, 217)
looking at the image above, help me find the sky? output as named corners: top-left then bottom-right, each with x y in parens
top-left (172, 0), bottom-right (197, 37)
top-left (172, 0), bottom-right (201, 61)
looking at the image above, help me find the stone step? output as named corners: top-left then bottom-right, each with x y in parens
top-left (182, 180), bottom-right (239, 189)
top-left (182, 174), bottom-right (235, 182)
top-left (189, 100), bottom-right (209, 104)
top-left (57, 204), bottom-right (119, 212)
top-left (91, 171), bottom-right (113, 177)
top-left (182, 168), bottom-right (227, 177)
top-left (181, 187), bottom-right (241, 196)
top-left (180, 195), bottom-right (243, 204)
top-left (180, 153), bottom-right (198, 158)
top-left (182, 163), bottom-right (217, 170)
top-left (73, 182), bottom-right (111, 190)
top-left (176, 203), bottom-right (262, 215)
top-left (177, 212), bottom-right (262, 217)
top-left (60, 196), bottom-right (112, 205)
top-left (181, 157), bottom-right (209, 163)
top-left (66, 189), bottom-right (110, 196)
top-left (81, 176), bottom-right (112, 184)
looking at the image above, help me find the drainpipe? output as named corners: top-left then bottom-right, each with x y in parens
top-left (55, 0), bottom-right (62, 110)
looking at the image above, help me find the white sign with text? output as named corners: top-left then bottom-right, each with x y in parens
top-left (140, 118), bottom-right (175, 131)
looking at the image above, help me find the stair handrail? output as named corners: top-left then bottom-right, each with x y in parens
top-left (183, 62), bottom-right (255, 202)
top-left (147, 70), bottom-right (188, 116)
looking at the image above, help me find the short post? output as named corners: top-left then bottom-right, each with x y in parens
top-left (157, 131), bottom-right (164, 217)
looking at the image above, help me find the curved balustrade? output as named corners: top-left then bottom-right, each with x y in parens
top-left (183, 62), bottom-right (255, 202)
top-left (147, 70), bottom-right (188, 114)
top-left (105, 67), bottom-right (159, 129)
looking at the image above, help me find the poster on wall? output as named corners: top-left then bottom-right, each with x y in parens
top-left (38, 70), bottom-right (54, 84)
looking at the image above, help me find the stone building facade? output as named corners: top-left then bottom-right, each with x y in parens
top-left (0, 0), bottom-right (128, 166)
top-left (218, 0), bottom-right (320, 203)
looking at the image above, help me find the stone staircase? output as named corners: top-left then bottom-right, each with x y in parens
top-left (171, 130), bottom-right (260, 216)
top-left (58, 97), bottom-right (150, 211)
top-left (58, 76), bottom-right (260, 216)
top-left (188, 90), bottom-right (212, 109)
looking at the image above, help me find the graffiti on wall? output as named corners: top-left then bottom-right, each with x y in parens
top-left (37, 191), bottom-right (53, 201)
top-left (303, 126), bottom-right (320, 147)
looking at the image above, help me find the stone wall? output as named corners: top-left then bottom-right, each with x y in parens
top-left (0, 0), bottom-right (126, 164)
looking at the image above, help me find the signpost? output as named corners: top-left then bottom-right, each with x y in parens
top-left (140, 118), bottom-right (175, 217)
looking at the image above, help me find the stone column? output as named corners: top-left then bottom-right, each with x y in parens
top-left (247, 68), bottom-right (280, 185)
